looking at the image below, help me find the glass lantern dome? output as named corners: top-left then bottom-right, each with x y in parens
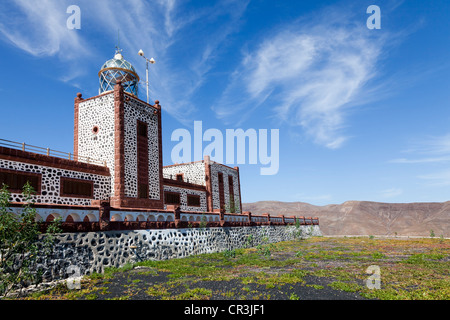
top-left (98, 49), bottom-right (140, 96)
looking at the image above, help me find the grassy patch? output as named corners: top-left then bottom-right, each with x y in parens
top-left (329, 281), bottom-right (362, 293)
top-left (173, 288), bottom-right (213, 300)
top-left (145, 284), bottom-right (170, 298)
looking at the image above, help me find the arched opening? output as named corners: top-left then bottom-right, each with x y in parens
top-left (157, 215), bottom-right (165, 222)
top-left (111, 214), bottom-right (122, 222)
top-left (46, 213), bottom-right (61, 223)
top-left (86, 214), bottom-right (97, 222)
top-left (67, 213), bottom-right (81, 222)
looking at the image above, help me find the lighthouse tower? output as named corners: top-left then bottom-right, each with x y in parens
top-left (73, 49), bottom-right (163, 209)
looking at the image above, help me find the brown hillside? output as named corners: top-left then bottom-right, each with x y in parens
top-left (243, 201), bottom-right (450, 237)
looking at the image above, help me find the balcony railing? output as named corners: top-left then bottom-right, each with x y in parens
top-left (0, 138), bottom-right (107, 167)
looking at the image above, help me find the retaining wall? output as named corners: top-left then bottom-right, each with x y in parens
top-left (36, 225), bottom-right (322, 282)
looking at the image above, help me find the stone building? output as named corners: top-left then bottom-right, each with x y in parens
top-left (0, 49), bottom-right (309, 230)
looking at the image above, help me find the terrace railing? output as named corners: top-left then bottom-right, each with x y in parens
top-left (0, 138), bottom-right (107, 167)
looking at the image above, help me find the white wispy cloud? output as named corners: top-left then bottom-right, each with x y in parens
top-left (212, 5), bottom-right (388, 149)
top-left (0, 0), bottom-right (249, 124)
top-left (0, 0), bottom-right (93, 88)
top-left (418, 170), bottom-right (450, 187)
top-left (379, 188), bottom-right (403, 199)
top-left (390, 133), bottom-right (450, 164)
top-left (293, 193), bottom-right (333, 204)
top-left (389, 157), bottom-right (450, 164)
top-left (417, 133), bottom-right (450, 155)
top-left (0, 0), bottom-right (88, 58)
top-left (391, 133), bottom-right (450, 186)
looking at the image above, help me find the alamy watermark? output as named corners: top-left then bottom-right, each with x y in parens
top-left (171, 121), bottom-right (279, 176)
top-left (67, 5), bottom-right (81, 30)
top-left (66, 265), bottom-right (81, 290)
top-left (66, 4), bottom-right (380, 31)
top-left (366, 265), bottom-right (381, 289)
top-left (367, 5), bottom-right (381, 30)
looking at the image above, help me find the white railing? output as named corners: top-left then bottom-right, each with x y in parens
top-left (0, 138), bottom-right (107, 167)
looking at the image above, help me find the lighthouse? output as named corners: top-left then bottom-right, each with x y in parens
top-left (74, 49), bottom-right (163, 209)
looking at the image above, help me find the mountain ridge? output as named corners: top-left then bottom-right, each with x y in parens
top-left (242, 200), bottom-right (450, 237)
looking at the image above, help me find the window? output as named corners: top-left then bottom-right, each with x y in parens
top-left (176, 174), bottom-right (183, 182)
top-left (164, 191), bottom-right (181, 205)
top-left (228, 175), bottom-right (235, 198)
top-left (228, 175), bottom-right (235, 213)
top-left (136, 120), bottom-right (149, 199)
top-left (187, 194), bottom-right (201, 207)
top-left (138, 183), bottom-right (148, 199)
top-left (61, 178), bottom-right (93, 198)
top-left (138, 121), bottom-right (147, 137)
top-left (0, 170), bottom-right (41, 194)
top-left (218, 172), bottom-right (225, 209)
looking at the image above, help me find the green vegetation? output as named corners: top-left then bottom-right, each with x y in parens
top-left (0, 183), bottom-right (62, 297)
top-left (4, 235), bottom-right (449, 300)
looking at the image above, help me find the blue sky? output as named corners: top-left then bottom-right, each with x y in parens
top-left (0, 0), bottom-right (449, 205)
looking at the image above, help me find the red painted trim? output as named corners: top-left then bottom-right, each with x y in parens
top-left (155, 101), bottom-right (165, 209)
top-left (124, 92), bottom-right (159, 112)
top-left (235, 167), bottom-right (243, 214)
top-left (204, 156), bottom-right (213, 212)
top-left (74, 93), bottom-right (83, 159)
top-left (111, 82), bottom-right (126, 208)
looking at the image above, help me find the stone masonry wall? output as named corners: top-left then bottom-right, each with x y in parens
top-left (0, 158), bottom-right (110, 206)
top-left (77, 94), bottom-right (116, 197)
top-left (123, 95), bottom-right (160, 200)
top-left (35, 225), bottom-right (322, 282)
top-left (210, 162), bottom-right (241, 213)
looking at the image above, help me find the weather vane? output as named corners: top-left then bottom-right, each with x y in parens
top-left (138, 48), bottom-right (156, 104)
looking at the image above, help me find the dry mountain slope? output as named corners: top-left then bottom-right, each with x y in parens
top-left (243, 201), bottom-right (450, 237)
